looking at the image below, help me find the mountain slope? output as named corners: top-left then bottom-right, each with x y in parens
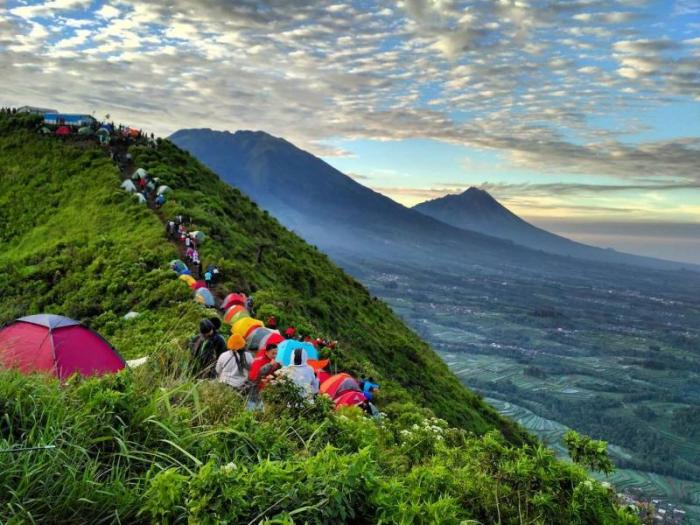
top-left (0, 114), bottom-right (522, 437)
top-left (414, 187), bottom-right (549, 241)
top-left (413, 187), bottom-right (659, 264)
top-left (170, 128), bottom-right (695, 273)
top-left (168, 129), bottom-right (551, 271)
top-left (0, 111), bottom-right (638, 524)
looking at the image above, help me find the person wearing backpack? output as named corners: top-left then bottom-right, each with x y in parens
top-left (216, 333), bottom-right (254, 391)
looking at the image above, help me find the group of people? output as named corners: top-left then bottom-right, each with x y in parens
top-left (166, 217), bottom-right (206, 278)
top-left (189, 316), bottom-right (379, 414)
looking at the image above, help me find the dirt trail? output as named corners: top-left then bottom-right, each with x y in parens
top-left (109, 141), bottom-right (229, 305)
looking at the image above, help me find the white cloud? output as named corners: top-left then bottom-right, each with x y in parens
top-left (96, 5), bottom-right (121, 19)
top-left (0, 0), bottom-right (697, 188)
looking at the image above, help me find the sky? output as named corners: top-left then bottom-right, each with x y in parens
top-left (1, 0), bottom-right (699, 262)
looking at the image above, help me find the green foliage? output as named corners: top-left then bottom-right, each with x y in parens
top-left (0, 112), bottom-right (637, 524)
top-left (565, 430), bottom-right (615, 475)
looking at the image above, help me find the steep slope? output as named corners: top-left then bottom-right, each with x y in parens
top-left (168, 129), bottom-right (554, 272)
top-left (0, 114), bottom-right (521, 438)
top-left (0, 112), bottom-right (638, 525)
top-left (169, 128), bottom-right (695, 273)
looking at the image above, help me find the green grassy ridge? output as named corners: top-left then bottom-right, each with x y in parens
top-left (0, 113), bottom-right (638, 523)
top-left (0, 114), bottom-right (522, 438)
top-left (133, 133), bottom-right (530, 440)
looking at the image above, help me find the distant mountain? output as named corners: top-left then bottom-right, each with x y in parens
top-left (413, 188), bottom-right (633, 262)
top-left (169, 128), bottom-right (696, 273)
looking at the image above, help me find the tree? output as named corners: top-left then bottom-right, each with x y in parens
top-left (564, 430), bottom-right (614, 475)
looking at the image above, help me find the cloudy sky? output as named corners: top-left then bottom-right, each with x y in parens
top-left (2, 0), bottom-right (699, 262)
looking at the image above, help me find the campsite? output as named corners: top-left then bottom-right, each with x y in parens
top-left (1, 109), bottom-right (644, 523)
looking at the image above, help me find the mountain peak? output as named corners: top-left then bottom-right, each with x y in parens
top-left (459, 186), bottom-right (499, 204)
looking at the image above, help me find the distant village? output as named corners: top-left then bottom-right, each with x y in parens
top-left (619, 490), bottom-right (688, 524)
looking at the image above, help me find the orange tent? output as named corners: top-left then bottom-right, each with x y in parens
top-left (320, 373), bottom-right (361, 399)
top-left (224, 305), bottom-right (248, 324)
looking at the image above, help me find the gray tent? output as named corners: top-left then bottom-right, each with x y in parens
top-left (156, 185), bottom-right (172, 195)
top-left (134, 193), bottom-right (147, 204)
top-left (134, 168), bottom-right (148, 179)
top-left (121, 179), bottom-right (137, 193)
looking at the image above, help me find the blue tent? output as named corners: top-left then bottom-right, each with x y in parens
top-left (44, 113), bottom-right (97, 127)
top-left (194, 287), bottom-right (216, 307)
top-left (275, 340), bottom-right (318, 366)
top-left (99, 123), bottom-right (114, 133)
top-left (169, 259), bottom-right (188, 274)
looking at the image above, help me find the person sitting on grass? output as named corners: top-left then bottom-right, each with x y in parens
top-left (216, 334), bottom-right (254, 392)
top-left (190, 318), bottom-right (227, 379)
top-left (249, 342), bottom-right (281, 391)
top-left (279, 348), bottom-right (319, 399)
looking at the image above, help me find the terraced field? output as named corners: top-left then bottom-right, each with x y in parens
top-left (357, 260), bottom-right (700, 521)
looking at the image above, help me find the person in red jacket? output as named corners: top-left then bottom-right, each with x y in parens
top-left (248, 343), bottom-right (281, 391)
top-left (284, 327), bottom-right (296, 339)
top-left (312, 359), bottom-right (332, 387)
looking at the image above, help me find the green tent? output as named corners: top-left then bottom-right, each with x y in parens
top-left (39, 126), bottom-right (52, 134)
top-left (95, 128), bottom-right (110, 136)
top-left (78, 126), bottom-right (94, 136)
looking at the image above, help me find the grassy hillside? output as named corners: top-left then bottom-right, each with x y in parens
top-left (0, 112), bottom-right (637, 523)
top-left (0, 113), bottom-right (520, 439)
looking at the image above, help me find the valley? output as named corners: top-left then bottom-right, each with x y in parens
top-left (352, 258), bottom-right (700, 521)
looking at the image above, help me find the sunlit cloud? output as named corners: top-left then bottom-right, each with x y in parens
top-left (0, 0), bottom-right (698, 226)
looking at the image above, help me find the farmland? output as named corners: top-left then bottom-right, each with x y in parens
top-left (351, 258), bottom-right (700, 521)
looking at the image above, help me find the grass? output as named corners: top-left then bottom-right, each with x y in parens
top-left (0, 112), bottom-right (639, 524)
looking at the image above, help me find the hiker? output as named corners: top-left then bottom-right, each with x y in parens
top-left (184, 235), bottom-right (192, 249)
top-left (316, 363), bottom-right (332, 387)
top-left (166, 220), bottom-right (176, 239)
top-left (193, 260), bottom-right (202, 279)
top-left (155, 194), bottom-right (165, 208)
top-left (204, 269), bottom-right (213, 287)
top-left (191, 248), bottom-right (200, 266)
top-left (284, 327), bottom-right (296, 340)
top-left (215, 334), bottom-right (254, 392)
top-left (279, 348), bottom-right (319, 399)
top-left (360, 379), bottom-right (379, 402)
top-left (245, 295), bottom-right (254, 314)
top-left (189, 318), bottom-right (227, 379)
top-left (266, 315), bottom-right (277, 329)
top-left (249, 342), bottom-right (281, 391)
top-left (185, 246), bottom-right (194, 262)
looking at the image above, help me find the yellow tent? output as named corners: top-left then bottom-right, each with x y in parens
top-left (179, 274), bottom-right (196, 286)
top-left (232, 317), bottom-right (263, 338)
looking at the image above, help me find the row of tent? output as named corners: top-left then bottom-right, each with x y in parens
top-left (169, 264), bottom-right (368, 408)
top-left (40, 122), bottom-right (136, 145)
top-left (201, 288), bottom-right (371, 410)
top-left (171, 259), bottom-right (214, 305)
top-left (229, 309), bottom-right (372, 410)
top-left (120, 167), bottom-right (171, 205)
